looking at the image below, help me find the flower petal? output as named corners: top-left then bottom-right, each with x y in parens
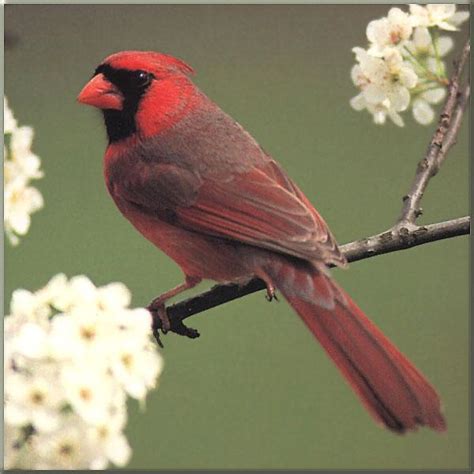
top-left (363, 84), bottom-right (386, 104)
top-left (399, 65), bottom-right (418, 89)
top-left (413, 98), bottom-right (435, 125)
top-left (450, 11), bottom-right (470, 27)
top-left (349, 93), bottom-right (367, 111)
top-left (421, 87), bottom-right (446, 104)
top-left (437, 36), bottom-right (454, 57)
top-left (389, 85), bottom-right (411, 111)
top-left (388, 110), bottom-right (405, 127)
top-left (412, 26), bottom-right (432, 51)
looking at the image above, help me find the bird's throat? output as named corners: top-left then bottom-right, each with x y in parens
top-left (103, 109), bottom-right (137, 143)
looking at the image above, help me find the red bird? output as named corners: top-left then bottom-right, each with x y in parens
top-left (78, 51), bottom-right (446, 434)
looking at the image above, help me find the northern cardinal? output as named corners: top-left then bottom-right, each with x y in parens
top-left (78, 51), bottom-right (446, 433)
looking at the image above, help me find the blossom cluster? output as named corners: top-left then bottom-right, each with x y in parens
top-left (4, 98), bottom-right (44, 245)
top-left (4, 274), bottom-right (164, 469)
top-left (350, 4), bottom-right (469, 126)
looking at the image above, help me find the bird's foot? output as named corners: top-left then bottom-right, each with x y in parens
top-left (148, 303), bottom-right (170, 348)
top-left (151, 316), bottom-right (165, 348)
top-left (148, 301), bottom-right (200, 347)
top-left (148, 301), bottom-right (170, 332)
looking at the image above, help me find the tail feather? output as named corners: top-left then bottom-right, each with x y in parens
top-left (268, 261), bottom-right (446, 433)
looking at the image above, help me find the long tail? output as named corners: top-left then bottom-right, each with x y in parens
top-left (267, 260), bottom-right (446, 434)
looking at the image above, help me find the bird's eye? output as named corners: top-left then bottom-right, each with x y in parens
top-left (135, 70), bottom-right (153, 88)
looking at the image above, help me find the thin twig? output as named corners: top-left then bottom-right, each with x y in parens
top-left (339, 216), bottom-right (470, 264)
top-left (439, 82), bottom-right (470, 165)
top-left (398, 39), bottom-right (470, 225)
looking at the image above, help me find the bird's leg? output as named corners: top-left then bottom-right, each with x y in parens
top-left (265, 282), bottom-right (279, 302)
top-left (255, 270), bottom-right (279, 302)
top-left (148, 276), bottom-right (201, 346)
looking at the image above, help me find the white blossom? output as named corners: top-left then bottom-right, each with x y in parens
top-left (408, 26), bottom-right (454, 58)
top-left (350, 47), bottom-right (417, 126)
top-left (49, 308), bottom-right (117, 361)
top-left (350, 92), bottom-right (405, 127)
top-left (4, 275), bottom-right (164, 470)
top-left (350, 4), bottom-right (469, 126)
top-left (4, 180), bottom-right (44, 245)
top-left (32, 422), bottom-right (96, 470)
top-left (367, 7), bottom-right (413, 55)
top-left (87, 405), bottom-right (131, 468)
top-left (404, 26), bottom-right (453, 81)
top-left (46, 274), bottom-right (131, 314)
top-left (109, 337), bottom-right (164, 400)
top-left (10, 288), bottom-right (51, 324)
top-left (61, 367), bottom-right (118, 425)
top-left (11, 322), bottom-right (50, 359)
top-left (409, 4), bottom-right (470, 31)
top-left (369, 48), bottom-right (417, 109)
top-left (97, 282), bottom-right (132, 311)
top-left (5, 368), bottom-right (63, 433)
top-left (4, 98), bottom-right (44, 245)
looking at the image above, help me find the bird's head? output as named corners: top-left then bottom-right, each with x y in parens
top-left (78, 51), bottom-right (198, 143)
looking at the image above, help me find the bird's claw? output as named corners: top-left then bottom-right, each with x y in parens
top-left (148, 303), bottom-right (171, 331)
top-left (148, 302), bottom-right (170, 347)
top-left (152, 323), bottom-right (164, 348)
top-left (148, 303), bottom-right (200, 347)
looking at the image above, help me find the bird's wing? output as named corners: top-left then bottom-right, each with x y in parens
top-left (115, 159), bottom-right (346, 266)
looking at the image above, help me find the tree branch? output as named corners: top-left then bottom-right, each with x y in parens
top-left (440, 82), bottom-right (470, 163)
top-left (339, 216), bottom-right (470, 264)
top-left (151, 40), bottom-right (470, 343)
top-left (398, 39), bottom-right (470, 225)
top-left (163, 216), bottom-right (469, 329)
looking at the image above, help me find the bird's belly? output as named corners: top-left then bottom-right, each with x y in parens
top-left (118, 202), bottom-right (254, 282)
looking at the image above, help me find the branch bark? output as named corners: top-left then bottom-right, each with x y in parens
top-left (339, 216), bottom-right (470, 264)
top-left (152, 40), bottom-right (471, 343)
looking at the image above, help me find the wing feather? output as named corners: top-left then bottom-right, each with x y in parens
top-left (115, 158), bottom-right (346, 266)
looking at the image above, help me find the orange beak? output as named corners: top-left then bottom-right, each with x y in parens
top-left (77, 74), bottom-right (123, 110)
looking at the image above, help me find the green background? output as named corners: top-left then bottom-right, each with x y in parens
top-left (4, 4), bottom-right (469, 470)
